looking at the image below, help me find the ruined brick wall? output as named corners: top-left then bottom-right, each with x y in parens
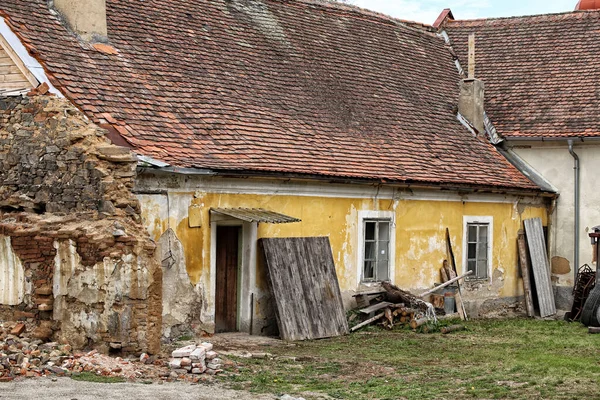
top-left (0, 94), bottom-right (161, 354)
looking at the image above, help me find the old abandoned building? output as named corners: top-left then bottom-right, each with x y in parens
top-left (1, 0), bottom-right (579, 351)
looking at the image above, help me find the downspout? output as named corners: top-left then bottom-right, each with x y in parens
top-left (568, 140), bottom-right (580, 281)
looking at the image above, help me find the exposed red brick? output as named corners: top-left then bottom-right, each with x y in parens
top-left (10, 323), bottom-right (26, 336)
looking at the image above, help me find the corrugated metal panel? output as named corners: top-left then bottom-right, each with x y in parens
top-left (524, 218), bottom-right (556, 317)
top-left (210, 208), bottom-right (301, 224)
top-left (0, 235), bottom-right (25, 306)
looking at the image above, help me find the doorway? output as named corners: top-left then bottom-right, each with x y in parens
top-left (215, 226), bottom-right (241, 332)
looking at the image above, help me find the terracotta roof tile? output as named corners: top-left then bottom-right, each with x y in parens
top-left (446, 10), bottom-right (600, 139)
top-left (1, 0), bottom-right (540, 191)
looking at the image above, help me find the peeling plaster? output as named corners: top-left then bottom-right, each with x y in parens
top-left (0, 235), bottom-right (26, 306)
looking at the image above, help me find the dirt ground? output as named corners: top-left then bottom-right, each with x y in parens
top-left (0, 377), bottom-right (276, 400)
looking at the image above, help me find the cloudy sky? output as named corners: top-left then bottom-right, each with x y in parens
top-left (350, 0), bottom-right (578, 25)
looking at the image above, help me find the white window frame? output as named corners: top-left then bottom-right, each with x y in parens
top-left (357, 210), bottom-right (395, 285)
top-left (462, 216), bottom-right (493, 281)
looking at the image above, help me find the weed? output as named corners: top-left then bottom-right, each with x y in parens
top-left (71, 372), bottom-right (126, 383)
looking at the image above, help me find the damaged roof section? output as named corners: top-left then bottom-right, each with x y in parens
top-left (445, 10), bottom-right (600, 139)
top-left (0, 0), bottom-right (543, 192)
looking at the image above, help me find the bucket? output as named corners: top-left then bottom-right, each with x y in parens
top-left (444, 291), bottom-right (456, 314)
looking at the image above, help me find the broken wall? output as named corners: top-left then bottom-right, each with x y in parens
top-left (0, 94), bottom-right (161, 354)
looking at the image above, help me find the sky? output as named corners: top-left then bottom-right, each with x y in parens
top-left (349, 0), bottom-right (578, 25)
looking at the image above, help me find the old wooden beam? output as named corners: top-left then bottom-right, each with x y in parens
top-left (418, 271), bottom-right (473, 298)
top-left (446, 228), bottom-right (468, 321)
top-left (517, 229), bottom-right (535, 318)
top-left (350, 312), bottom-right (385, 332)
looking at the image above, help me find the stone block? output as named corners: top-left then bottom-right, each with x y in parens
top-left (168, 358), bottom-right (182, 369)
top-left (190, 347), bottom-right (206, 361)
top-left (172, 344), bottom-right (196, 358)
top-left (199, 342), bottom-right (213, 351)
top-left (205, 350), bottom-right (218, 360)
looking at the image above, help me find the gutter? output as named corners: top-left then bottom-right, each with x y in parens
top-left (568, 140), bottom-right (581, 281)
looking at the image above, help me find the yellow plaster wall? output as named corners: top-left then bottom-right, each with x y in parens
top-left (139, 190), bottom-right (547, 302)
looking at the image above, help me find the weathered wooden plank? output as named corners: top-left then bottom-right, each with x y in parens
top-left (446, 229), bottom-right (467, 321)
top-left (517, 229), bottom-right (535, 317)
top-left (260, 237), bottom-right (348, 341)
top-left (359, 301), bottom-right (393, 314)
top-left (524, 218), bottom-right (556, 317)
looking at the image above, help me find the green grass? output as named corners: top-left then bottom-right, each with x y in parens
top-left (71, 372), bottom-right (126, 383)
top-left (220, 319), bottom-right (600, 399)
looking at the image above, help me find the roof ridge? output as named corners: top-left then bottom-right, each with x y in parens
top-left (273, 0), bottom-right (436, 31)
top-left (447, 9), bottom-right (600, 25)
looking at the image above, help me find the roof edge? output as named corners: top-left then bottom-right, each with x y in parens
top-left (137, 165), bottom-right (552, 197)
top-left (445, 8), bottom-right (600, 26)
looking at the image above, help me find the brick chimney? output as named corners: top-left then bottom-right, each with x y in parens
top-left (458, 33), bottom-right (485, 133)
top-left (51, 0), bottom-right (107, 42)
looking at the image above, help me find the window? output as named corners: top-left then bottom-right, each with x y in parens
top-left (357, 211), bottom-right (395, 284)
top-left (362, 219), bottom-right (391, 281)
top-left (463, 216), bottom-right (493, 280)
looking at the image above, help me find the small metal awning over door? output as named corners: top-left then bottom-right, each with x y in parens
top-left (210, 208), bottom-right (301, 224)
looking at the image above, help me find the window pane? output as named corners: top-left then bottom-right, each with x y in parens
top-left (379, 240), bottom-right (389, 261)
top-left (377, 259), bottom-right (389, 281)
top-left (468, 243), bottom-right (477, 259)
top-left (364, 261), bottom-right (375, 279)
top-left (468, 225), bottom-right (478, 242)
top-left (467, 260), bottom-right (476, 273)
top-left (478, 239), bottom-right (487, 260)
top-left (364, 242), bottom-right (376, 261)
top-left (365, 221), bottom-right (376, 240)
top-left (478, 225), bottom-right (488, 245)
top-left (477, 260), bottom-right (488, 279)
top-left (378, 222), bottom-right (390, 241)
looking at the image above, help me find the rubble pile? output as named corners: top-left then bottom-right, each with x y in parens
top-left (0, 322), bottom-right (226, 383)
top-left (168, 343), bottom-right (223, 377)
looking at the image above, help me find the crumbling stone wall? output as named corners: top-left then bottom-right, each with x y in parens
top-left (0, 94), bottom-right (161, 354)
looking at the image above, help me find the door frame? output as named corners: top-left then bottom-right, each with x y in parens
top-left (210, 219), bottom-right (258, 334)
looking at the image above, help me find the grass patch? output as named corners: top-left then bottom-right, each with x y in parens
top-left (71, 372), bottom-right (126, 384)
top-left (220, 319), bottom-right (600, 399)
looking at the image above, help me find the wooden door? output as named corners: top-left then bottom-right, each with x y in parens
top-left (215, 226), bottom-right (240, 332)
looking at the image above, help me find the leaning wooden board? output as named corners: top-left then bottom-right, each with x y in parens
top-left (259, 237), bottom-right (349, 340)
top-left (524, 218), bottom-right (556, 317)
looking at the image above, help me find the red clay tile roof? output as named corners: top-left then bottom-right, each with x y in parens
top-left (445, 11), bottom-right (600, 139)
top-left (0, 0), bottom-right (540, 191)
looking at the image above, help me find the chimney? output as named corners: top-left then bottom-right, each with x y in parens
top-left (52, 0), bottom-right (107, 42)
top-left (458, 34), bottom-right (485, 133)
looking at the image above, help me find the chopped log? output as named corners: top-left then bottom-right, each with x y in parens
top-left (350, 312), bottom-right (385, 332)
top-left (437, 312), bottom-right (460, 321)
top-left (441, 325), bottom-right (466, 334)
top-left (588, 327), bottom-right (600, 334)
top-left (409, 317), bottom-right (428, 329)
top-left (418, 271), bottom-right (473, 298)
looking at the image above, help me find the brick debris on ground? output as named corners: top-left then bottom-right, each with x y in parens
top-left (0, 321), bottom-right (227, 383)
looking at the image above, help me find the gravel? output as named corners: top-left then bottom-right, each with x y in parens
top-left (0, 377), bottom-right (275, 400)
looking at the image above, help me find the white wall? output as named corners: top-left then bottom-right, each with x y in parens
top-left (511, 141), bottom-right (600, 287)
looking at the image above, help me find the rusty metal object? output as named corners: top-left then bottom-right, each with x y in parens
top-left (569, 264), bottom-right (596, 322)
